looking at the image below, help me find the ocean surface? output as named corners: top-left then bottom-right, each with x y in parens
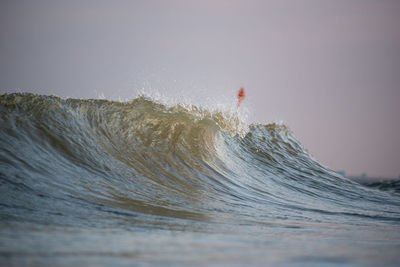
top-left (1, 93), bottom-right (399, 266)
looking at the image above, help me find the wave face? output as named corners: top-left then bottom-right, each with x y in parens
top-left (1, 93), bottom-right (400, 265)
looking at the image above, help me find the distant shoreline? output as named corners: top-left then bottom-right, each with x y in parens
top-left (347, 176), bottom-right (399, 185)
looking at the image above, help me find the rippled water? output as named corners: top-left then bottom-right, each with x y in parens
top-left (1, 93), bottom-right (399, 266)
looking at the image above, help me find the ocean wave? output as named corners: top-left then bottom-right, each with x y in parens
top-left (1, 93), bottom-right (399, 229)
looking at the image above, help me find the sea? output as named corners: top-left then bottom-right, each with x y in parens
top-left (1, 93), bottom-right (399, 266)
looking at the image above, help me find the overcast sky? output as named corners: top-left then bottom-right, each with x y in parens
top-left (1, 0), bottom-right (399, 177)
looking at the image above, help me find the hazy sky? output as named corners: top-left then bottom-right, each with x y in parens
top-left (1, 0), bottom-right (399, 177)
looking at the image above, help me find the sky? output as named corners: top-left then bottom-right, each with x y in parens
top-left (1, 0), bottom-right (399, 177)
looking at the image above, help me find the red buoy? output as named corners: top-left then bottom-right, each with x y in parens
top-left (237, 87), bottom-right (245, 107)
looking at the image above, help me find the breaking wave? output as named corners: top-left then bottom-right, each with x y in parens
top-left (1, 93), bottom-right (399, 230)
